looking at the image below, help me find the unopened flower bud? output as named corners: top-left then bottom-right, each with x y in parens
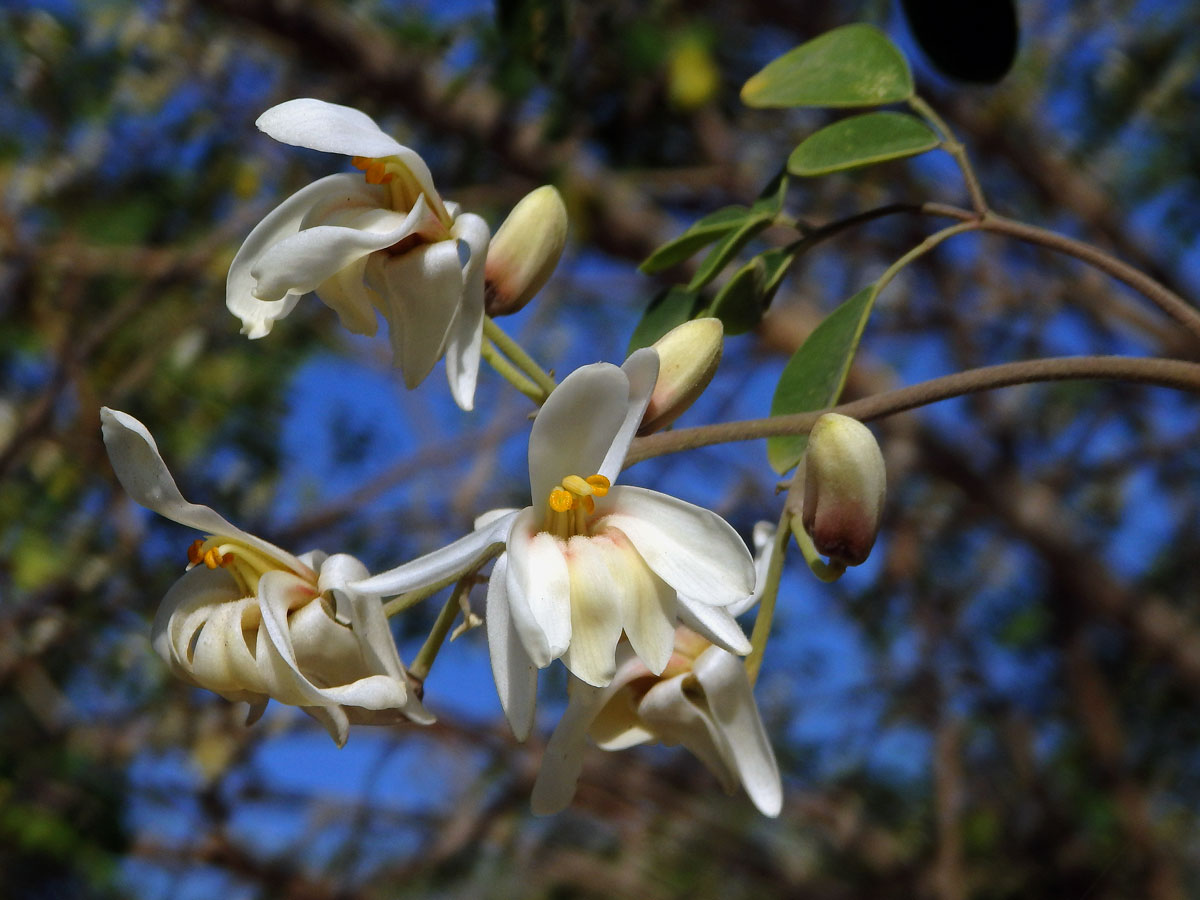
top-left (638, 318), bottom-right (724, 434)
top-left (801, 413), bottom-right (886, 566)
top-left (484, 185), bottom-right (568, 316)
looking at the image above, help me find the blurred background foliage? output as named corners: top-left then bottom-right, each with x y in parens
top-left (3, 0), bottom-right (1200, 897)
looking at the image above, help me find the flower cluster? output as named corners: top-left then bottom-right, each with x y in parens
top-left (99, 97), bottom-right (891, 818)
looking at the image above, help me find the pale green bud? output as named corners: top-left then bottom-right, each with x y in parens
top-left (801, 413), bottom-right (886, 566)
top-left (639, 318), bottom-right (724, 435)
top-left (484, 185), bottom-right (568, 316)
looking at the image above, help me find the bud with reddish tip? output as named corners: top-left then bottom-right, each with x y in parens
top-left (638, 318), bottom-right (724, 434)
top-left (484, 185), bottom-right (568, 316)
top-left (801, 413), bottom-right (886, 566)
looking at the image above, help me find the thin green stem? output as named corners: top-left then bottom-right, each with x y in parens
top-left (483, 317), bottom-right (558, 398)
top-left (909, 95), bottom-right (989, 216)
top-left (408, 575), bottom-right (473, 682)
top-left (789, 518), bottom-right (846, 583)
top-left (625, 355), bottom-right (1200, 466)
top-left (875, 220), bottom-right (981, 296)
top-left (481, 337), bottom-right (546, 404)
top-left (745, 508), bottom-right (791, 688)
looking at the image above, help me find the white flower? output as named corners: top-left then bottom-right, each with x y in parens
top-left (531, 631), bottom-right (783, 817)
top-left (227, 98), bottom-right (491, 410)
top-left (101, 408), bottom-right (432, 746)
top-left (353, 349), bottom-right (755, 740)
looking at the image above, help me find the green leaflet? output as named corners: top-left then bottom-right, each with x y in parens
top-left (767, 285), bottom-right (878, 473)
top-left (741, 24), bottom-right (913, 109)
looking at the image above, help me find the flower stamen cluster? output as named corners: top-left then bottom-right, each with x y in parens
top-left (544, 473), bottom-right (609, 538)
top-left (186, 536), bottom-right (291, 599)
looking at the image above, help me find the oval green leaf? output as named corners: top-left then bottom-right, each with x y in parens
top-left (767, 284), bottom-right (878, 474)
top-left (686, 212), bottom-right (773, 292)
top-left (788, 111), bottom-right (939, 176)
top-left (639, 206), bottom-right (750, 274)
top-left (741, 24), bottom-right (913, 109)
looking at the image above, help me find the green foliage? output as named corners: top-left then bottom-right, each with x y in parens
top-left (788, 111), bottom-right (939, 176)
top-left (741, 24), bottom-right (913, 108)
top-left (627, 285), bottom-right (703, 353)
top-left (639, 206), bottom-right (755, 274)
top-left (767, 285), bottom-right (878, 473)
top-left (706, 247), bottom-right (795, 335)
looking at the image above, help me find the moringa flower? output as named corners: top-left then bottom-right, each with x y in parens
top-left (353, 349), bottom-right (755, 740)
top-left (227, 98), bottom-right (490, 410)
top-left (101, 408), bottom-right (432, 746)
top-left (531, 632), bottom-right (783, 817)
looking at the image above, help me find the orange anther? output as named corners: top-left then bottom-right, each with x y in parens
top-left (582, 495), bottom-right (595, 514)
top-left (203, 547), bottom-right (222, 569)
top-left (549, 488), bottom-right (575, 512)
top-left (585, 474), bottom-right (611, 496)
top-left (187, 539), bottom-right (204, 566)
top-left (351, 156), bottom-right (370, 171)
top-left (365, 161), bottom-right (391, 184)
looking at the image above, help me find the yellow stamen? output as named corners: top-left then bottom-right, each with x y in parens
top-left (203, 547), bottom-right (222, 569)
top-left (365, 160), bottom-right (394, 185)
top-left (585, 474), bottom-right (610, 496)
top-left (549, 488), bottom-right (575, 512)
top-left (560, 474), bottom-right (594, 496)
top-left (351, 156), bottom-right (370, 170)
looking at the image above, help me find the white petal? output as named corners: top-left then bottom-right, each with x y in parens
top-left (249, 203), bottom-right (423, 303)
top-left (588, 644), bottom-right (657, 750)
top-left (606, 532), bottom-right (676, 676)
top-left (727, 521), bottom-right (780, 617)
top-left (351, 510), bottom-right (517, 596)
top-left (637, 676), bottom-right (737, 793)
top-left (444, 212), bottom-right (490, 411)
top-left (257, 570), bottom-right (411, 714)
top-left (256, 99), bottom-right (443, 208)
top-left (376, 238), bottom-right (463, 389)
top-left (676, 595), bottom-right (752, 656)
top-left (485, 554), bottom-right (537, 740)
top-left (302, 704), bottom-right (351, 747)
top-left (600, 487), bottom-right (754, 607)
top-left (100, 408), bottom-right (309, 573)
top-left (314, 255), bottom-right (380, 336)
top-left (188, 598), bottom-right (268, 698)
top-left (559, 536), bottom-right (625, 686)
top-left (530, 677), bottom-right (609, 816)
top-left (597, 347), bottom-right (660, 483)
top-left (692, 646), bottom-right (782, 816)
top-left (474, 507), bottom-right (520, 530)
top-left (152, 565), bottom-right (236, 675)
top-left (506, 521), bottom-right (571, 663)
top-left (528, 363), bottom-right (630, 504)
top-left (257, 98), bottom-right (407, 159)
top-left (227, 173), bottom-right (376, 338)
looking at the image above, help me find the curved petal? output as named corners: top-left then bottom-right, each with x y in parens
top-left (675, 596), bottom-right (752, 656)
top-left (506, 522), bottom-right (571, 664)
top-left (188, 598), bottom-right (268, 698)
top-left (227, 173), bottom-right (372, 338)
top-left (314, 255), bottom-right (380, 336)
top-left (530, 677), bottom-right (609, 816)
top-left (608, 532), bottom-right (676, 676)
top-left (443, 212), bottom-right (490, 411)
top-left (485, 554), bottom-right (538, 740)
top-left (256, 571), bottom-right (412, 716)
top-left (257, 98), bottom-right (407, 159)
top-left (376, 237), bottom-right (464, 389)
top-left (256, 99), bottom-right (442, 207)
top-left (100, 408), bottom-right (309, 574)
top-left (559, 535), bottom-right (625, 687)
top-left (588, 644), bottom-right (657, 750)
top-left (302, 704), bottom-right (351, 747)
top-left (249, 202), bottom-right (424, 303)
top-left (153, 565), bottom-right (240, 677)
top-left (692, 646), bottom-right (782, 817)
top-left (600, 487), bottom-right (754, 607)
top-left (528, 363), bottom-right (630, 504)
top-left (727, 521), bottom-right (779, 617)
top-left (597, 347), bottom-right (660, 483)
top-left (351, 510), bottom-right (516, 596)
top-left (637, 676), bottom-right (737, 793)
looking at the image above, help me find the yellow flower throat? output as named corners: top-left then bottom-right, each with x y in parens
top-left (187, 537), bottom-right (283, 598)
top-left (351, 155), bottom-right (452, 231)
top-left (544, 474), bottom-right (610, 540)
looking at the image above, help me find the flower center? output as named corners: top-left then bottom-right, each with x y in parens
top-left (351, 155), bottom-right (453, 231)
top-left (186, 537), bottom-right (288, 598)
top-left (543, 473), bottom-right (610, 540)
